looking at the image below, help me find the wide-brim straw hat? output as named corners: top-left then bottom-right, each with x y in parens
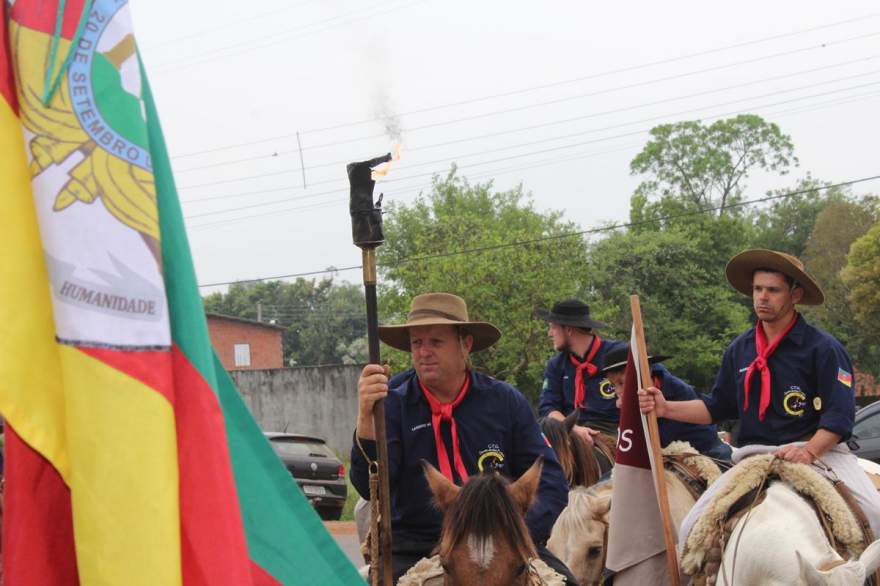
top-left (535, 299), bottom-right (607, 330)
top-left (725, 248), bottom-right (824, 306)
top-left (378, 293), bottom-right (501, 353)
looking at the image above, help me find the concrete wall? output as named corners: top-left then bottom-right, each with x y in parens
top-left (231, 365), bottom-right (361, 457)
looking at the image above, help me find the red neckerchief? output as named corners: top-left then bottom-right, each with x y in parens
top-left (569, 335), bottom-right (602, 409)
top-left (420, 374), bottom-right (471, 483)
top-left (743, 313), bottom-right (798, 421)
top-left (652, 374), bottom-right (662, 391)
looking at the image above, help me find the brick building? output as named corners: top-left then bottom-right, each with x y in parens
top-left (206, 313), bottom-right (285, 371)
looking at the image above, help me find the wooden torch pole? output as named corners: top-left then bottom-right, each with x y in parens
top-left (348, 153), bottom-right (394, 586)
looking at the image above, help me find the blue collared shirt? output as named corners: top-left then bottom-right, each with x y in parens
top-left (538, 339), bottom-right (626, 426)
top-left (350, 371), bottom-right (568, 548)
top-left (702, 314), bottom-right (855, 446)
top-left (652, 363), bottom-right (722, 454)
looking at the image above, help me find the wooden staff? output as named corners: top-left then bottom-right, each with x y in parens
top-left (348, 154), bottom-right (393, 586)
top-left (630, 294), bottom-right (681, 585)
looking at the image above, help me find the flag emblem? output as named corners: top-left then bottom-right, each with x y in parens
top-left (838, 368), bottom-right (853, 388)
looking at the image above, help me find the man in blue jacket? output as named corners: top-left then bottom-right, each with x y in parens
top-left (601, 344), bottom-right (732, 461)
top-left (639, 249), bottom-right (880, 540)
top-left (351, 293), bottom-right (573, 583)
top-left (537, 299), bottom-right (625, 446)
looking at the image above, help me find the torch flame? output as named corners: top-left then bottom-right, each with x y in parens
top-left (371, 144), bottom-right (402, 180)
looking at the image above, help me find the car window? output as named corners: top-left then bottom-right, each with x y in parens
top-left (270, 438), bottom-right (335, 458)
top-left (854, 412), bottom-right (880, 439)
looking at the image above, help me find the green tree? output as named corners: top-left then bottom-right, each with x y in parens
top-left (751, 176), bottom-right (849, 257)
top-left (585, 229), bottom-right (751, 390)
top-left (377, 169), bottom-right (590, 401)
top-left (842, 220), bottom-right (880, 375)
top-left (203, 279), bottom-right (366, 366)
top-left (630, 114), bottom-right (797, 215)
top-left (801, 198), bottom-right (879, 376)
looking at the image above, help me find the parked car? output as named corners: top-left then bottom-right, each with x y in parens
top-left (850, 401), bottom-right (880, 464)
top-left (264, 432), bottom-right (347, 520)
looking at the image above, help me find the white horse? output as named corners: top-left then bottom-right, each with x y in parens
top-left (720, 481), bottom-right (880, 585)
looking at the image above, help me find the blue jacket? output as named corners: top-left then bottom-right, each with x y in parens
top-left (652, 363), bottom-right (722, 454)
top-left (538, 339), bottom-right (626, 426)
top-left (350, 371), bottom-right (568, 549)
top-left (702, 314), bottom-right (855, 446)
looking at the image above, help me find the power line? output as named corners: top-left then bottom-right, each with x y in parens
top-left (181, 76), bottom-right (880, 219)
top-left (184, 143), bottom-right (644, 231)
top-left (152, 0), bottom-right (428, 74)
top-left (139, 0), bottom-right (321, 51)
top-left (195, 174), bottom-right (880, 288)
top-left (177, 54), bottom-right (880, 193)
top-left (171, 14), bottom-right (879, 160)
top-left (184, 87), bottom-right (880, 232)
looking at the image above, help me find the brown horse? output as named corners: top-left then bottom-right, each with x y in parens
top-left (421, 458), bottom-right (546, 586)
top-left (540, 410), bottom-right (615, 488)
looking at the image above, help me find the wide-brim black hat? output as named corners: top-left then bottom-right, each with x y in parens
top-left (535, 299), bottom-right (606, 330)
top-left (601, 344), bottom-right (670, 373)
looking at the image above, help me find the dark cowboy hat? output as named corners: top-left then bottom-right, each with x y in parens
top-left (535, 299), bottom-right (607, 330)
top-left (378, 293), bottom-right (501, 353)
top-left (600, 344), bottom-right (670, 374)
top-left (725, 249), bottom-right (824, 306)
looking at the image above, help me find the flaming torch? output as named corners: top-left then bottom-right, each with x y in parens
top-left (347, 149), bottom-right (397, 586)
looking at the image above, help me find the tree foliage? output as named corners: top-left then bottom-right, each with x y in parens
top-left (201, 114), bottom-right (879, 396)
top-left (203, 279), bottom-right (367, 366)
top-left (630, 114), bottom-right (796, 214)
top-left (751, 177), bottom-right (850, 257)
top-left (585, 229), bottom-right (751, 390)
top-left (842, 220), bottom-right (880, 374)
top-left (378, 170), bottom-right (589, 401)
top-left (801, 198), bottom-right (879, 375)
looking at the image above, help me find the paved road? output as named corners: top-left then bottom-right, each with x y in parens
top-left (326, 521), bottom-right (365, 569)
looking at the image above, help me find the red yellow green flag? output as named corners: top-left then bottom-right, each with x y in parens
top-left (0, 1), bottom-right (363, 584)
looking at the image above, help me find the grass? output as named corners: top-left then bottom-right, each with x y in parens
top-left (341, 459), bottom-right (359, 522)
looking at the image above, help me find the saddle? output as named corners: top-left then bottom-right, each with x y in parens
top-left (681, 454), bottom-right (875, 585)
top-left (662, 441), bottom-right (723, 501)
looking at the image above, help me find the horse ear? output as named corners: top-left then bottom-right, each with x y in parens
top-left (509, 456), bottom-right (543, 515)
top-left (564, 409), bottom-right (579, 432)
top-left (594, 492), bottom-right (612, 519)
top-left (421, 459), bottom-right (461, 511)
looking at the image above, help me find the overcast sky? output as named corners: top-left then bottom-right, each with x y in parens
top-left (132, 1), bottom-right (880, 295)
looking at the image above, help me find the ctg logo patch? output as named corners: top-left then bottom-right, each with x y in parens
top-left (477, 444), bottom-right (505, 472)
top-left (599, 378), bottom-right (616, 399)
top-left (783, 388), bottom-right (807, 417)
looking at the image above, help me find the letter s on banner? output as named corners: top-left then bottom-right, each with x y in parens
top-left (618, 428), bottom-right (633, 452)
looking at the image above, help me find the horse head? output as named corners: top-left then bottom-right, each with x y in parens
top-left (422, 457), bottom-right (543, 586)
top-left (547, 483), bottom-right (612, 586)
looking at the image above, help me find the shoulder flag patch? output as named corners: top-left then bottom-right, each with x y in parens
top-left (541, 432), bottom-right (552, 448)
top-left (838, 368), bottom-right (853, 388)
